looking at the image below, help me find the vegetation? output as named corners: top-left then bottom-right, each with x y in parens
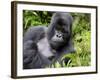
top-left (23, 10), bottom-right (91, 67)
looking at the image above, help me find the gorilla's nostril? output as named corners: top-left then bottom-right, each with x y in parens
top-left (59, 36), bottom-right (61, 38)
top-left (56, 35), bottom-right (59, 37)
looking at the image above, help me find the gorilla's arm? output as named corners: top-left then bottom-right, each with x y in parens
top-left (23, 27), bottom-right (51, 69)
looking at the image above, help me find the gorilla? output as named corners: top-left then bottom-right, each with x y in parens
top-left (23, 12), bottom-right (75, 69)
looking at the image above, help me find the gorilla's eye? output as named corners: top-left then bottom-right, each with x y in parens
top-left (56, 25), bottom-right (64, 32)
top-left (56, 25), bottom-right (61, 30)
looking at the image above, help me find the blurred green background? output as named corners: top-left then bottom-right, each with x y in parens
top-left (23, 10), bottom-right (91, 68)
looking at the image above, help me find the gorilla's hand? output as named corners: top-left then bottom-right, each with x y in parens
top-left (23, 40), bottom-right (38, 65)
top-left (23, 40), bottom-right (52, 69)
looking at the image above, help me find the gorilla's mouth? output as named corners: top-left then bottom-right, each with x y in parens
top-left (50, 41), bottom-right (64, 50)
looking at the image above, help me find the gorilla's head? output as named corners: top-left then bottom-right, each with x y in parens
top-left (47, 12), bottom-right (73, 50)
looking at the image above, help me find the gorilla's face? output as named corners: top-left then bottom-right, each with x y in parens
top-left (50, 26), bottom-right (70, 50)
top-left (49, 13), bottom-right (73, 50)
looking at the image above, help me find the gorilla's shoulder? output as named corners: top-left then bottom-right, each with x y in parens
top-left (24, 26), bottom-right (47, 42)
top-left (27, 26), bottom-right (46, 32)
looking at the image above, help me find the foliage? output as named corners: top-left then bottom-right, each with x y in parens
top-left (23, 10), bottom-right (52, 31)
top-left (23, 11), bottom-right (91, 68)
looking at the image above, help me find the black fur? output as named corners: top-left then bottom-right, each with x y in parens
top-left (23, 12), bottom-right (75, 69)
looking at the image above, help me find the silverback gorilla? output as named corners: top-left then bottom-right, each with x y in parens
top-left (23, 12), bottom-right (75, 69)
